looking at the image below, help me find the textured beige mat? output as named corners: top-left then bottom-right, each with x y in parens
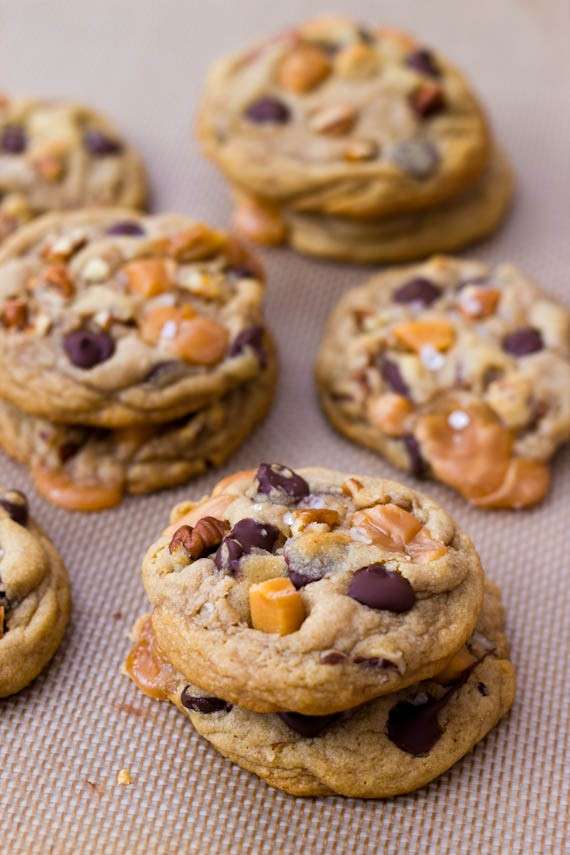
top-left (1, 1), bottom-right (569, 852)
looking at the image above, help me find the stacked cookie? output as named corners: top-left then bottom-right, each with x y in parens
top-left (125, 465), bottom-right (515, 798)
top-left (198, 16), bottom-right (513, 264)
top-left (317, 256), bottom-right (570, 508)
top-left (0, 210), bottom-right (275, 511)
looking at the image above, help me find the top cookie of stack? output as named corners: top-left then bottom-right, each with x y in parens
top-left (198, 16), bottom-right (508, 262)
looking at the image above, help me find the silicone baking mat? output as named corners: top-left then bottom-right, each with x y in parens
top-left (1, 1), bottom-right (569, 852)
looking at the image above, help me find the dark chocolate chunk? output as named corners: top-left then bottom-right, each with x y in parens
top-left (229, 325), bottom-right (267, 368)
top-left (0, 490), bottom-right (29, 526)
top-left (106, 220), bottom-right (145, 237)
top-left (379, 356), bottom-right (411, 397)
top-left (63, 329), bottom-right (114, 369)
top-left (347, 563), bottom-right (415, 613)
top-left (231, 518), bottom-right (280, 553)
top-left (83, 129), bottom-right (123, 156)
top-left (502, 327), bottom-right (544, 356)
top-left (387, 693), bottom-right (445, 755)
top-left (409, 84), bottom-right (445, 119)
top-left (402, 434), bottom-right (427, 479)
top-left (390, 139), bottom-right (440, 179)
top-left (181, 687), bottom-right (232, 714)
top-left (213, 537), bottom-right (244, 575)
top-left (477, 682), bottom-right (489, 696)
top-left (321, 651), bottom-right (346, 665)
top-left (256, 463), bottom-right (309, 502)
top-left (1, 124), bottom-right (27, 154)
top-left (353, 656), bottom-right (395, 669)
top-left (393, 277), bottom-right (442, 307)
top-left (287, 567), bottom-right (322, 590)
top-left (245, 97), bottom-right (290, 124)
top-left (406, 48), bottom-right (441, 78)
top-left (278, 711), bottom-right (341, 738)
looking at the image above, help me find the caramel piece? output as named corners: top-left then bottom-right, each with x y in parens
top-left (473, 458), bottom-right (550, 510)
top-left (139, 305), bottom-right (196, 346)
top-left (367, 393), bottom-right (413, 436)
top-left (32, 465), bottom-right (123, 512)
top-left (335, 43), bottom-right (379, 78)
top-left (434, 646), bottom-right (477, 684)
top-left (233, 196), bottom-right (287, 246)
top-left (278, 44), bottom-right (332, 93)
top-left (249, 577), bottom-right (306, 635)
top-left (459, 287), bottom-right (500, 319)
top-left (124, 617), bottom-right (176, 700)
top-left (170, 316), bottom-right (229, 365)
top-left (125, 258), bottom-right (171, 298)
top-left (393, 319), bottom-right (455, 353)
top-left (352, 503), bottom-right (422, 551)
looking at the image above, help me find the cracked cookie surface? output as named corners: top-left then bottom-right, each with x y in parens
top-left (0, 95), bottom-right (147, 243)
top-left (317, 257), bottom-right (570, 508)
top-left (126, 581), bottom-right (514, 798)
top-left (142, 466), bottom-right (484, 715)
top-left (0, 209), bottom-right (268, 427)
top-left (198, 16), bottom-right (490, 219)
top-left (0, 487), bottom-right (70, 697)
top-left (0, 337), bottom-right (276, 512)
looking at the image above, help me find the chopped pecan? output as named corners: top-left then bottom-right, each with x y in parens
top-left (1, 297), bottom-right (28, 329)
top-left (169, 516), bottom-right (229, 559)
top-left (42, 263), bottom-right (75, 298)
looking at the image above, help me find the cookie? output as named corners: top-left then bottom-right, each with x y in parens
top-left (125, 581), bottom-right (515, 798)
top-left (198, 16), bottom-right (490, 219)
top-left (285, 147), bottom-right (513, 264)
top-left (317, 257), bottom-right (570, 508)
top-left (0, 487), bottom-right (70, 697)
top-left (142, 465), bottom-right (484, 715)
top-left (0, 209), bottom-right (268, 427)
top-left (0, 95), bottom-right (147, 243)
top-left (0, 338), bottom-right (276, 511)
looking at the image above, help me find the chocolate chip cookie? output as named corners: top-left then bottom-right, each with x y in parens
top-left (0, 337), bottom-right (276, 511)
top-left (199, 16), bottom-right (490, 219)
top-left (317, 257), bottom-right (570, 508)
top-left (142, 465), bottom-right (484, 715)
top-left (0, 209), bottom-right (269, 427)
top-left (0, 95), bottom-right (147, 243)
top-left (126, 580), bottom-right (515, 798)
top-left (0, 488), bottom-right (70, 697)
top-left (285, 147), bottom-right (513, 264)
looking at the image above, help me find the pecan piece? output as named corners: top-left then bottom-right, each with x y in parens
top-left (1, 297), bottom-right (28, 329)
top-left (169, 516), bottom-right (229, 559)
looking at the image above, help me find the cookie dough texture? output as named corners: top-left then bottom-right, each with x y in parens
top-left (287, 148), bottom-right (513, 264)
top-left (198, 17), bottom-right (490, 218)
top-left (0, 489), bottom-right (70, 697)
top-left (0, 209), bottom-right (268, 427)
top-left (316, 257), bottom-right (570, 508)
top-left (0, 341), bottom-right (276, 511)
top-left (0, 96), bottom-right (147, 243)
top-left (143, 466), bottom-right (484, 715)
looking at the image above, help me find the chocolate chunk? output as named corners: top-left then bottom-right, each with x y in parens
top-left (406, 48), bottom-right (441, 78)
top-left (502, 327), bottom-right (544, 356)
top-left (63, 329), bottom-right (115, 369)
top-left (231, 518), bottom-right (280, 552)
top-left (226, 265), bottom-right (256, 280)
top-left (393, 277), bottom-right (442, 307)
top-left (256, 463), bottom-right (309, 502)
top-left (278, 711), bottom-right (341, 738)
top-left (347, 563), bottom-right (415, 613)
top-left (379, 356), bottom-right (410, 397)
top-left (181, 687), bottom-right (232, 714)
top-left (83, 129), bottom-right (123, 156)
top-left (390, 139), bottom-right (440, 179)
top-left (321, 651), bottom-right (346, 665)
top-left (410, 85), bottom-right (445, 119)
top-left (402, 434), bottom-right (427, 479)
top-left (214, 537), bottom-right (244, 575)
top-left (353, 656), bottom-right (394, 669)
top-left (58, 441), bottom-right (83, 463)
top-left (245, 97), bottom-right (291, 124)
top-left (0, 490), bottom-right (29, 526)
top-left (477, 682), bottom-right (489, 696)
top-left (387, 693), bottom-right (444, 755)
top-left (106, 220), bottom-right (145, 236)
top-left (1, 124), bottom-right (27, 154)
top-left (287, 568), bottom-right (322, 589)
top-left (357, 26), bottom-right (375, 44)
top-left (229, 325), bottom-right (267, 368)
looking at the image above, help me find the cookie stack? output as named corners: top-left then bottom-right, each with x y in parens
top-left (0, 210), bottom-right (275, 511)
top-left (316, 256), bottom-right (570, 508)
top-left (198, 16), bottom-right (513, 264)
top-left (125, 464), bottom-right (515, 798)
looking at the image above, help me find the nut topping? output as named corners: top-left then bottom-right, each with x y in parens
top-left (310, 103), bottom-right (357, 136)
top-left (169, 516), bottom-right (229, 560)
top-left (1, 298), bottom-right (28, 330)
top-left (277, 43), bottom-right (332, 93)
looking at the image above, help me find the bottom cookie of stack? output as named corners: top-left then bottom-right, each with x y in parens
top-left (124, 580), bottom-right (515, 799)
top-left (0, 340), bottom-right (277, 512)
top-left (235, 148), bottom-right (513, 265)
